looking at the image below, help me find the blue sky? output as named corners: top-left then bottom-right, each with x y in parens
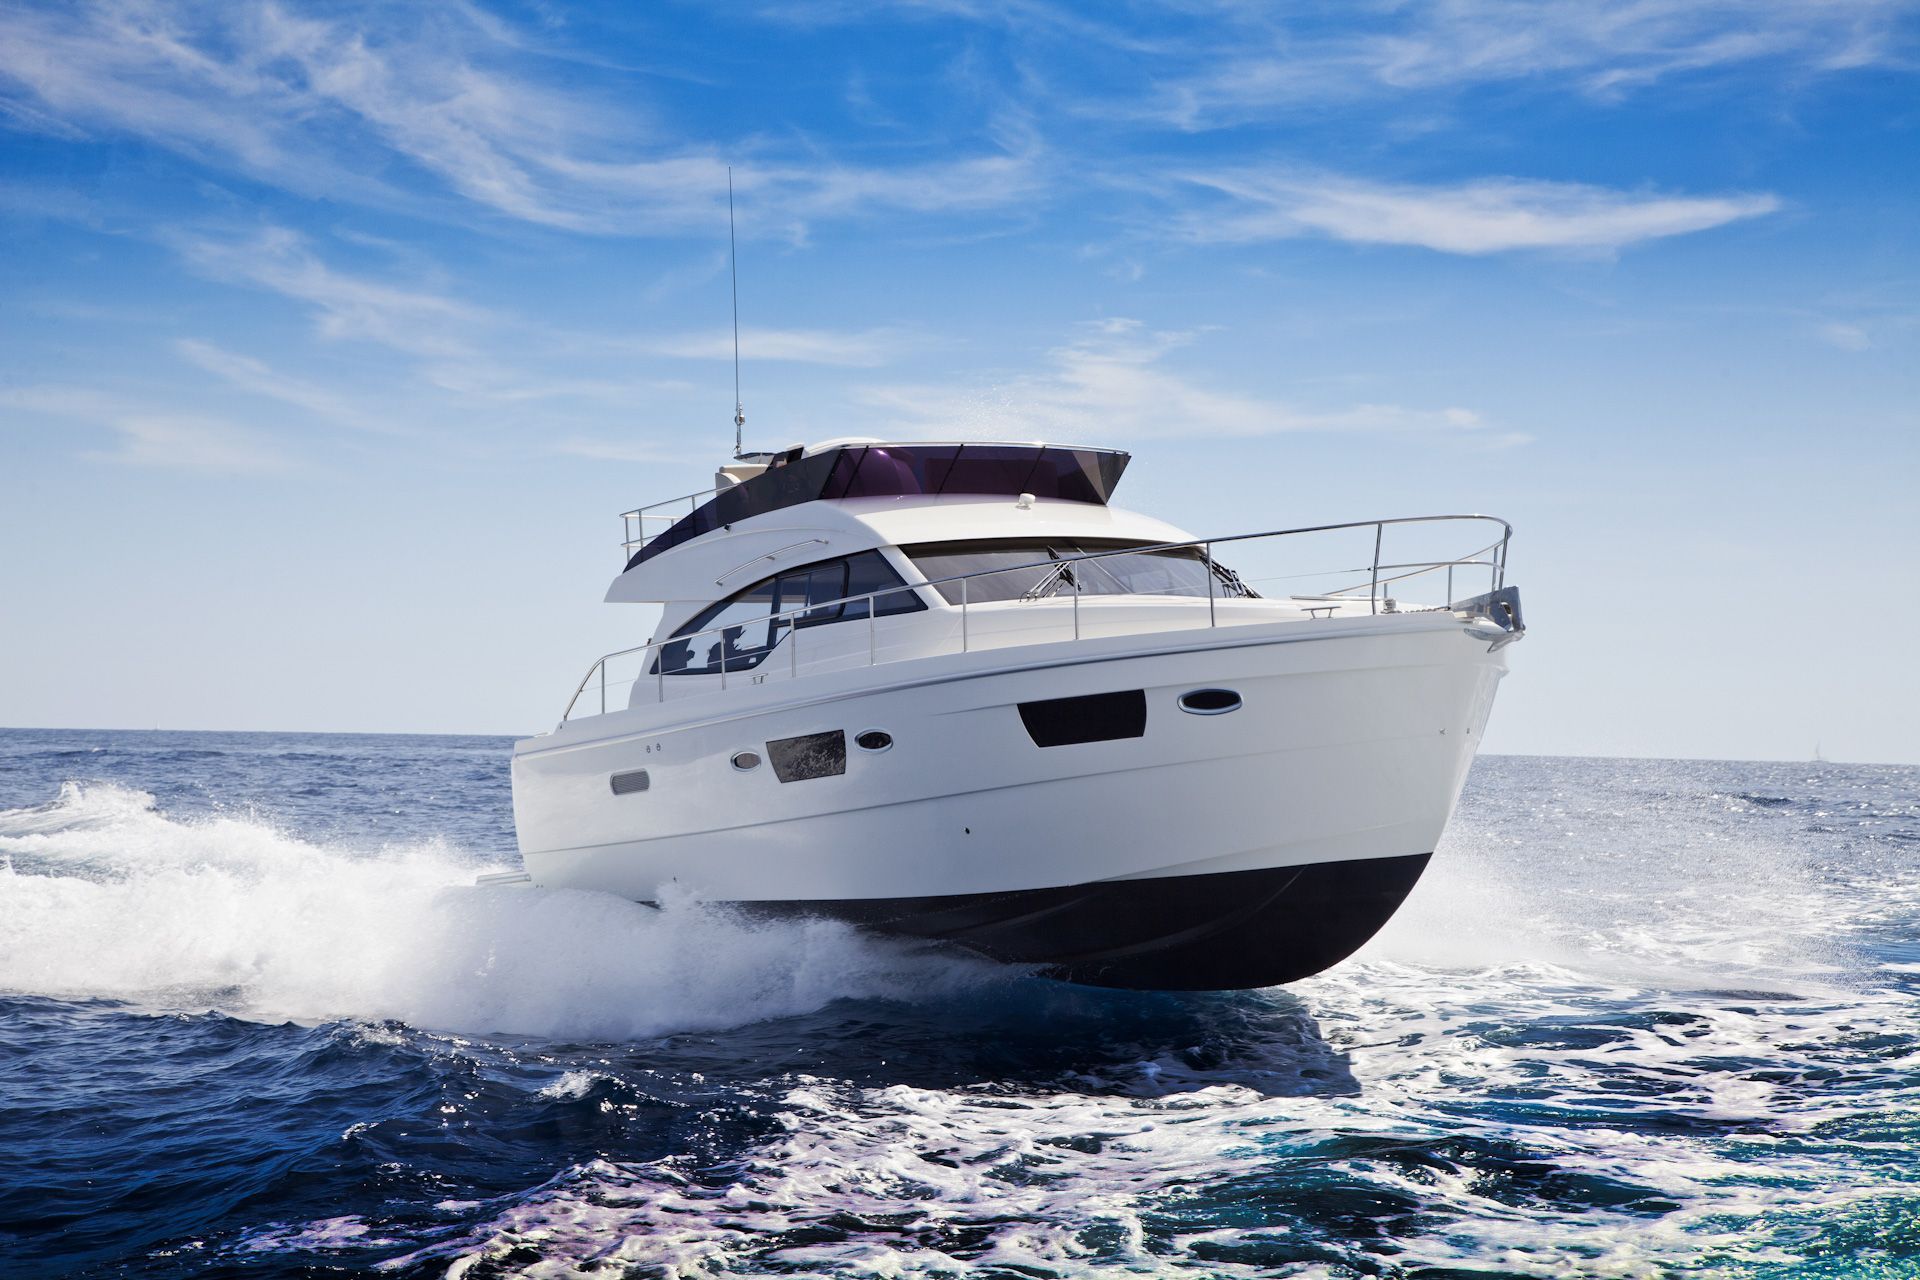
top-left (2, 1), bottom-right (1916, 762)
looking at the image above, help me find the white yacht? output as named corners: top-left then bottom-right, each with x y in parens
top-left (508, 439), bottom-right (1523, 990)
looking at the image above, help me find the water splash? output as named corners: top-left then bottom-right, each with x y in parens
top-left (6, 749), bottom-right (1920, 1279)
top-left (0, 782), bottom-right (997, 1039)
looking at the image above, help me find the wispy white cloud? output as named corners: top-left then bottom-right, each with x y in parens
top-left (170, 226), bottom-right (484, 357)
top-left (552, 437), bottom-right (702, 464)
top-left (174, 338), bottom-right (368, 423)
top-left (1115, 0), bottom-right (1920, 127)
top-left (412, 362), bottom-right (679, 406)
top-left (84, 414), bottom-right (291, 471)
top-left (1818, 321), bottom-right (1873, 351)
top-left (165, 227), bottom-right (902, 422)
top-left (1175, 172), bottom-right (1779, 254)
top-left (738, 0), bottom-right (1919, 129)
top-left (0, 178), bottom-right (103, 223)
top-left (0, 0), bottom-right (1045, 235)
top-left (637, 327), bottom-right (919, 367)
top-left (852, 319), bottom-right (1524, 444)
top-left (1, 385), bottom-right (291, 472)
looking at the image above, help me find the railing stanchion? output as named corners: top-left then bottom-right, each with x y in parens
top-left (657, 646), bottom-right (664, 703)
top-left (1072, 571), bottom-right (1080, 640)
top-left (1370, 523), bottom-right (1383, 615)
top-left (1206, 541), bottom-right (1216, 628)
top-left (791, 612), bottom-right (799, 678)
top-left (960, 577), bottom-right (968, 653)
top-left (868, 595), bottom-right (877, 664)
top-left (1447, 564), bottom-right (1454, 608)
top-left (720, 646), bottom-right (728, 691)
top-left (599, 662), bottom-right (606, 715)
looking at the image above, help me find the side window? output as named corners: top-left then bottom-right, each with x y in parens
top-left (658, 551), bottom-right (925, 675)
top-left (659, 578), bottom-right (778, 674)
top-left (842, 550), bottom-right (925, 618)
top-left (775, 560), bottom-right (850, 633)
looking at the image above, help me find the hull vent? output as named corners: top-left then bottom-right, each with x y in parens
top-left (609, 769), bottom-right (650, 796)
top-left (1018, 690), bottom-right (1147, 748)
top-left (767, 730), bottom-right (847, 782)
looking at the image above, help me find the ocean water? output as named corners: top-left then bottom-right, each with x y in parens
top-left (1, 729), bottom-right (1916, 1279)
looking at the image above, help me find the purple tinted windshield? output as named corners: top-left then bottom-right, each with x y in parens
top-left (630, 443), bottom-right (1129, 569)
top-left (821, 444), bottom-right (1124, 503)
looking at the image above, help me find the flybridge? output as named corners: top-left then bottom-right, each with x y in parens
top-left (623, 442), bottom-right (1132, 569)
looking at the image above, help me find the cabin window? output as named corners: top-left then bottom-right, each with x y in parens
top-left (656, 550), bottom-right (923, 675)
top-left (903, 540), bottom-right (1257, 605)
top-left (661, 577), bottom-right (780, 674)
top-left (773, 561), bottom-right (849, 630)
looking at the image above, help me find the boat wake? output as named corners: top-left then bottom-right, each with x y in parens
top-left (0, 781), bottom-right (1000, 1040)
top-left (5, 753), bottom-right (1919, 1278)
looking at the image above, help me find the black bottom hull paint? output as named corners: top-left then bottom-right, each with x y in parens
top-left (744, 853), bottom-right (1433, 991)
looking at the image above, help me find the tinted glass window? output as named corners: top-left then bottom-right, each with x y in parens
top-left (904, 540), bottom-right (1255, 605)
top-left (842, 550), bottom-right (925, 618)
top-left (658, 578), bottom-right (780, 674)
top-left (774, 560), bottom-right (849, 631)
top-left (658, 551), bottom-right (924, 674)
top-left (635, 445), bottom-right (1131, 569)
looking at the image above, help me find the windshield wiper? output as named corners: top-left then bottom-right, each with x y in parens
top-left (1211, 560), bottom-right (1257, 598)
top-left (1019, 559), bottom-right (1077, 601)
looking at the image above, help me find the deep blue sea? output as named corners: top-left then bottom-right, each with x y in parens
top-left (2, 729), bottom-right (1916, 1278)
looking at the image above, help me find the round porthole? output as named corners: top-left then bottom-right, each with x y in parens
top-left (730, 750), bottom-right (762, 771)
top-left (854, 730), bottom-right (894, 752)
top-left (1178, 689), bottom-right (1242, 715)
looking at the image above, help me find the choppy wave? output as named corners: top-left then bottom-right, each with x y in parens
top-left (2, 736), bottom-right (1917, 1279)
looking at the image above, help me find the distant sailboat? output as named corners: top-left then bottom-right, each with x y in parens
top-left (1813, 742), bottom-right (1828, 763)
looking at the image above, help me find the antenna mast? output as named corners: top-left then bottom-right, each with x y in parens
top-left (727, 167), bottom-right (745, 459)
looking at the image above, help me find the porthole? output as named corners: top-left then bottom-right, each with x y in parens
top-left (730, 750), bottom-right (762, 772)
top-left (854, 730), bottom-right (893, 752)
top-left (1178, 688), bottom-right (1242, 716)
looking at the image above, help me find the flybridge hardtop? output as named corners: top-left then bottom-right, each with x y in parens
top-left (627, 440), bottom-right (1130, 569)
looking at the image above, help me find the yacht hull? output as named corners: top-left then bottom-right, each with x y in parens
top-left (511, 611), bottom-right (1509, 990)
top-left (741, 852), bottom-right (1431, 990)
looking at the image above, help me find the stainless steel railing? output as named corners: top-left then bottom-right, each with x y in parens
top-left (562, 513), bottom-right (1512, 722)
top-left (621, 485), bottom-right (723, 557)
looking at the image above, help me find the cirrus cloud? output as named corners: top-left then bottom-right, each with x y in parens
top-left (852, 319), bottom-right (1526, 445)
top-left (1175, 171), bottom-right (1779, 255)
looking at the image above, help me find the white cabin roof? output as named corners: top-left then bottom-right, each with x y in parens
top-left (605, 495), bottom-right (1194, 605)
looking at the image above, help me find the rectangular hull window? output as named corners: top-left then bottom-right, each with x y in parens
top-left (1018, 691), bottom-right (1148, 748)
top-left (767, 731), bottom-right (847, 783)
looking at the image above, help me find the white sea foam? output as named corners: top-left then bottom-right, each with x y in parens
top-left (1358, 767), bottom-right (1859, 995)
top-left (0, 782), bottom-right (997, 1039)
top-left (392, 964), bottom-right (1920, 1278)
top-left (401, 1018), bottom-right (1912, 1277)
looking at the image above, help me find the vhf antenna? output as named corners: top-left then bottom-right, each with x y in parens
top-left (727, 166), bottom-right (745, 459)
